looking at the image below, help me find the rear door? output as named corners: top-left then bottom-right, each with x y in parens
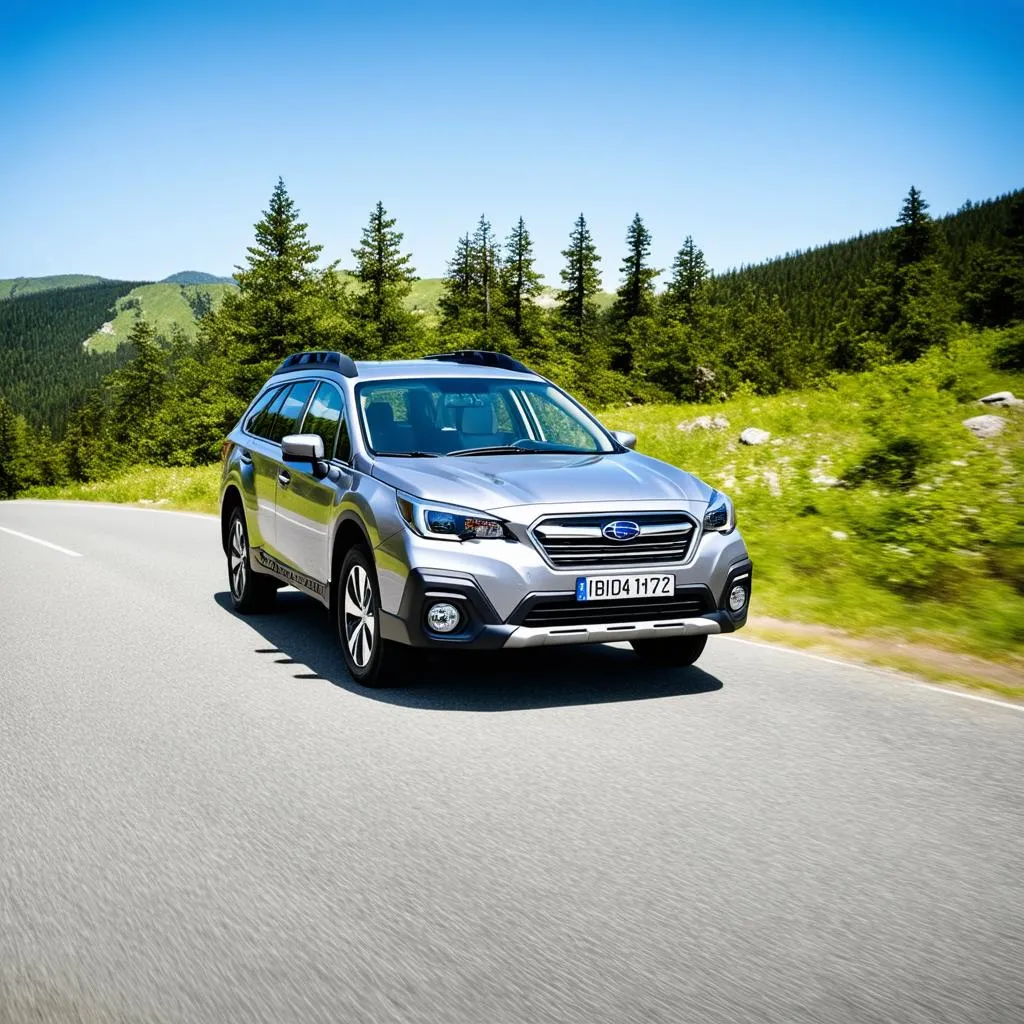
top-left (275, 380), bottom-right (353, 586)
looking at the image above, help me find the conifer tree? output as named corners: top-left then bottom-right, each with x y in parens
top-left (609, 214), bottom-right (660, 372)
top-left (107, 316), bottom-right (167, 460)
top-left (499, 217), bottom-right (545, 352)
top-left (349, 201), bottom-right (420, 357)
top-left (665, 236), bottom-right (710, 324)
top-left (557, 214), bottom-right (602, 355)
top-left (0, 397), bottom-right (21, 498)
top-left (846, 186), bottom-right (956, 364)
top-left (206, 178), bottom-right (342, 401)
top-left (438, 216), bottom-right (505, 342)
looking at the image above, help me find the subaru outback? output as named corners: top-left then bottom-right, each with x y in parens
top-left (219, 350), bottom-right (752, 686)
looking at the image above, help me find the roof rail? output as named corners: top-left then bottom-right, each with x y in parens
top-left (423, 350), bottom-right (535, 375)
top-left (273, 351), bottom-right (358, 378)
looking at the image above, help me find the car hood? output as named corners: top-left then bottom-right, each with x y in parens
top-left (369, 451), bottom-right (715, 513)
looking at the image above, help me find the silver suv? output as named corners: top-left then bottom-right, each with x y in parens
top-left (220, 350), bottom-right (752, 686)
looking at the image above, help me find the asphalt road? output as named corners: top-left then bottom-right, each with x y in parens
top-left (1, 500), bottom-right (1022, 1024)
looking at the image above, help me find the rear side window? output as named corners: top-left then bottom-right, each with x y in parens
top-left (267, 380), bottom-right (316, 443)
top-left (242, 382), bottom-right (282, 434)
top-left (246, 386), bottom-right (286, 438)
top-left (300, 382), bottom-right (345, 458)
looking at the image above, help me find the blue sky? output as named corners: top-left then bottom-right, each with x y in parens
top-left (2, 0), bottom-right (1021, 287)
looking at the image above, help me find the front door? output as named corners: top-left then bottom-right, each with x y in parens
top-left (275, 381), bottom-right (351, 588)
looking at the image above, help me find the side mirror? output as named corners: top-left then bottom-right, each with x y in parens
top-left (281, 434), bottom-right (325, 461)
top-left (611, 430), bottom-right (637, 450)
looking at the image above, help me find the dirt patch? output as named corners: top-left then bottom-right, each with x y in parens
top-left (746, 615), bottom-right (1024, 699)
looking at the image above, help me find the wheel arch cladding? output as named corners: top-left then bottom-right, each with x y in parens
top-left (221, 486), bottom-right (243, 555)
top-left (331, 517), bottom-right (372, 585)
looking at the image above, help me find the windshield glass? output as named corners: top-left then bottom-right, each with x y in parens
top-left (356, 378), bottom-right (616, 456)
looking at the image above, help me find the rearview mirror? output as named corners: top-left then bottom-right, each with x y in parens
top-left (611, 430), bottom-right (637, 450)
top-left (281, 434), bottom-right (325, 461)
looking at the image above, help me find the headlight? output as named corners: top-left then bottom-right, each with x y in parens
top-left (703, 489), bottom-right (735, 534)
top-left (397, 492), bottom-right (510, 542)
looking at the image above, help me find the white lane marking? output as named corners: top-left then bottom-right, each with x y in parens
top-left (7, 500), bottom-right (215, 521)
top-left (0, 526), bottom-right (83, 558)
top-left (727, 636), bottom-right (1024, 713)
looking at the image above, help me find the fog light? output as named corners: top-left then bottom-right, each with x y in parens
top-left (728, 585), bottom-right (747, 613)
top-left (426, 602), bottom-right (461, 633)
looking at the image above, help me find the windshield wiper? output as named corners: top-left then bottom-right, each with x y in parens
top-left (373, 451), bottom-right (440, 458)
top-left (447, 445), bottom-right (590, 457)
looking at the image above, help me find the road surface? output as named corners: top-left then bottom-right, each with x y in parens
top-left (1, 500), bottom-right (1021, 1024)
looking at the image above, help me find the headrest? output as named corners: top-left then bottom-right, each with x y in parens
top-left (365, 402), bottom-right (395, 433)
top-left (408, 390), bottom-right (436, 426)
top-left (461, 404), bottom-right (496, 434)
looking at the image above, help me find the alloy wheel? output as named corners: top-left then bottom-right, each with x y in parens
top-left (229, 517), bottom-right (247, 598)
top-left (344, 563), bottom-right (375, 668)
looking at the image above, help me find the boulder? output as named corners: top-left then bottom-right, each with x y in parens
top-left (978, 391), bottom-right (1023, 408)
top-left (677, 414), bottom-right (730, 432)
top-left (962, 414), bottom-right (1007, 439)
top-left (739, 427), bottom-right (770, 446)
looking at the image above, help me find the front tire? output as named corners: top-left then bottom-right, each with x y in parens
top-left (335, 546), bottom-right (409, 688)
top-left (631, 634), bottom-right (707, 667)
top-left (227, 507), bottom-right (277, 613)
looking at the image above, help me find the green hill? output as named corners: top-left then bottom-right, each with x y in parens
top-left (713, 188), bottom-right (1024, 346)
top-left (85, 282), bottom-right (236, 353)
top-left (160, 271), bottom-right (236, 285)
top-left (0, 275), bottom-right (108, 300)
top-left (0, 281), bottom-right (141, 435)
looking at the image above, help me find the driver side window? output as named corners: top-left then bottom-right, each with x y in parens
top-left (300, 382), bottom-right (348, 460)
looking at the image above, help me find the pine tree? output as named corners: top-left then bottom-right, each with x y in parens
top-left (665, 236), bottom-right (710, 325)
top-left (557, 213), bottom-right (602, 355)
top-left (846, 186), bottom-right (956, 364)
top-left (205, 178), bottom-right (342, 402)
top-left (609, 214), bottom-right (660, 373)
top-left (437, 216), bottom-right (505, 342)
top-left (349, 201), bottom-right (420, 356)
top-left (0, 397), bottom-right (22, 498)
top-left (499, 217), bottom-right (545, 353)
top-left (107, 316), bottom-right (168, 460)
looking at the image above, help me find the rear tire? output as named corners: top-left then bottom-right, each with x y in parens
top-left (227, 507), bottom-right (277, 614)
top-left (335, 546), bottom-right (410, 688)
top-left (631, 634), bottom-right (707, 667)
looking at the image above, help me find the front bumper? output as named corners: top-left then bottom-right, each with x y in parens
top-left (378, 557), bottom-right (753, 651)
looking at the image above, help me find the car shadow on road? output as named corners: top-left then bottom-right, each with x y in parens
top-left (214, 590), bottom-right (723, 712)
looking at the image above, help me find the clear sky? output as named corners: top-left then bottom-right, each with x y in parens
top-left (2, 0), bottom-right (1021, 288)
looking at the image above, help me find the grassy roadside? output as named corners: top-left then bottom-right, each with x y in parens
top-left (20, 332), bottom-right (1023, 699)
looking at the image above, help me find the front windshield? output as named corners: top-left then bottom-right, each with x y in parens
top-left (356, 378), bottom-right (616, 456)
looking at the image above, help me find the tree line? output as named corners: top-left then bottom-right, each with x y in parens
top-left (1, 179), bottom-right (1022, 498)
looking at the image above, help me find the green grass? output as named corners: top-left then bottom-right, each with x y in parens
top-left (603, 329), bottom-right (1024, 661)
top-left (86, 282), bottom-right (236, 352)
top-left (0, 274), bottom-right (107, 300)
top-left (21, 329), bottom-right (1023, 670)
top-left (21, 465), bottom-right (222, 514)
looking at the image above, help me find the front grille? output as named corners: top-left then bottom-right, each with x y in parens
top-left (520, 589), bottom-right (713, 628)
top-left (532, 512), bottom-right (696, 568)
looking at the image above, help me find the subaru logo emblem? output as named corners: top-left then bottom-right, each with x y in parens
top-left (603, 520), bottom-right (640, 541)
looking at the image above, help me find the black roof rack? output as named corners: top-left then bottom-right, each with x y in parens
top-left (273, 351), bottom-right (358, 378)
top-left (423, 350), bottom-right (535, 375)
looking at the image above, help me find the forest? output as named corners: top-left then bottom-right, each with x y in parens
top-left (0, 180), bottom-right (1022, 499)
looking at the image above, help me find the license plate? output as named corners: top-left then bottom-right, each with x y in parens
top-left (575, 574), bottom-right (674, 601)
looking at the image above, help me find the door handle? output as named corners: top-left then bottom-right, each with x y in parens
top-left (240, 449), bottom-right (252, 464)
top-left (278, 470), bottom-right (291, 487)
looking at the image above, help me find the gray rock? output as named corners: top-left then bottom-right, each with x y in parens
top-left (677, 413), bottom-right (730, 432)
top-left (978, 391), bottom-right (1023, 408)
top-left (962, 414), bottom-right (1007, 439)
top-left (831, 530), bottom-right (848, 541)
top-left (739, 427), bottom-right (771, 446)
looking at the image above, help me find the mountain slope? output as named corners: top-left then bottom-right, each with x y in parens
top-left (85, 282), bottom-right (236, 353)
top-left (0, 275), bottom-right (108, 300)
top-left (712, 188), bottom-right (1024, 345)
top-left (0, 281), bottom-right (141, 434)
